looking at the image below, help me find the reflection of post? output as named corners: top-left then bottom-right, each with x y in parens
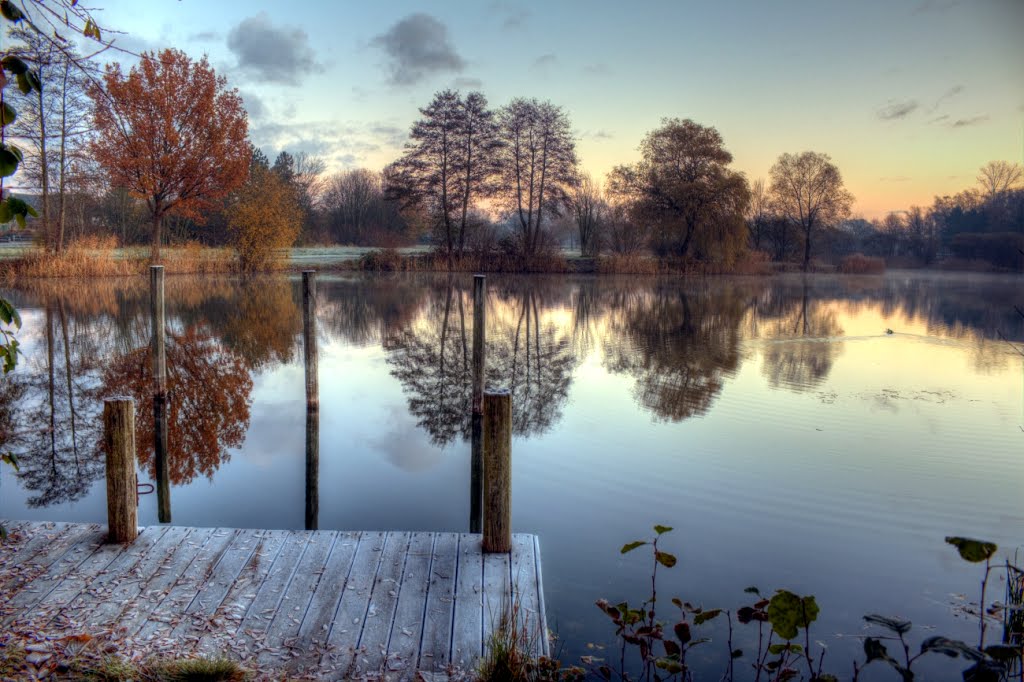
top-left (303, 271), bottom-right (319, 531)
top-left (483, 389), bottom-right (511, 553)
top-left (104, 397), bottom-right (137, 544)
top-left (470, 275), bottom-right (486, 532)
top-left (150, 265), bottom-right (171, 523)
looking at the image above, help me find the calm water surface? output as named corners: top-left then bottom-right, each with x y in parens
top-left (1, 271), bottom-right (1021, 677)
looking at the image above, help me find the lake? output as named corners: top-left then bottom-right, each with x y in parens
top-left (1, 270), bottom-right (1021, 678)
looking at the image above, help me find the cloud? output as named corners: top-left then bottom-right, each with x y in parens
top-left (372, 14), bottom-right (465, 86)
top-left (531, 53), bottom-right (557, 71)
top-left (189, 31), bottom-right (220, 42)
top-left (950, 115), bottom-right (989, 128)
top-left (249, 119), bottom-right (408, 171)
top-left (929, 84), bottom-right (964, 112)
top-left (877, 100), bottom-right (919, 120)
top-left (239, 90), bottom-right (266, 121)
top-left (228, 13), bottom-right (322, 85)
top-left (929, 114), bottom-right (950, 124)
top-left (580, 129), bottom-right (614, 141)
top-left (452, 76), bottom-right (484, 89)
top-left (489, 2), bottom-right (530, 30)
top-left (583, 63), bottom-right (611, 76)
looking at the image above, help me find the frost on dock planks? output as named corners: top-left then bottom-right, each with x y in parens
top-left (0, 521), bottom-right (549, 680)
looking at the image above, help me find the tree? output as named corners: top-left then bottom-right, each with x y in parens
top-left (8, 26), bottom-right (97, 252)
top-left (322, 168), bottom-right (407, 244)
top-left (608, 119), bottom-right (749, 261)
top-left (977, 160), bottom-right (1023, 198)
top-left (387, 90), bottom-right (499, 263)
top-left (89, 48), bottom-right (249, 262)
top-left (497, 98), bottom-right (578, 257)
top-left (227, 158), bottom-right (300, 271)
top-left (571, 173), bottom-right (604, 256)
top-left (769, 151), bottom-right (853, 271)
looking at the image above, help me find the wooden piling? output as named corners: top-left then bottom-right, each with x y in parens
top-left (150, 265), bottom-right (171, 523)
top-left (472, 275), bottom-right (485, 414)
top-left (470, 275), bottom-right (486, 532)
top-left (303, 271), bottom-right (319, 530)
top-left (482, 389), bottom-right (512, 553)
top-left (103, 397), bottom-right (137, 544)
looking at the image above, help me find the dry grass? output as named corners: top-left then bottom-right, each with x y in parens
top-left (838, 253), bottom-right (887, 274)
top-left (0, 238), bottom-right (237, 282)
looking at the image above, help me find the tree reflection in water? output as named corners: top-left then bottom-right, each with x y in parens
top-left (385, 278), bottom-right (577, 445)
top-left (756, 278), bottom-right (844, 391)
top-left (101, 325), bottom-right (252, 485)
top-left (603, 283), bottom-right (749, 421)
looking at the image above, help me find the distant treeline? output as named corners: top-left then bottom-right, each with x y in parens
top-left (4, 26), bottom-right (1021, 273)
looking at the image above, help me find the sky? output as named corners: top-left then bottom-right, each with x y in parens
top-left (64, 0), bottom-right (1024, 218)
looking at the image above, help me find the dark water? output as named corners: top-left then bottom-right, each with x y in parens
top-left (1, 271), bottom-right (1021, 678)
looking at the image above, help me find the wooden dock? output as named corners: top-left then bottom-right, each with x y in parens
top-left (0, 521), bottom-right (548, 680)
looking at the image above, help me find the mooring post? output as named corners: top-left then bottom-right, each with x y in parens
top-left (470, 275), bottom-right (486, 532)
top-left (303, 271), bottom-right (319, 530)
top-left (150, 265), bottom-right (171, 523)
top-left (482, 389), bottom-right (512, 553)
top-left (103, 397), bottom-right (137, 544)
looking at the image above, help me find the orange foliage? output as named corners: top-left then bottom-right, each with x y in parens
top-left (227, 165), bottom-right (301, 271)
top-left (89, 49), bottom-right (249, 262)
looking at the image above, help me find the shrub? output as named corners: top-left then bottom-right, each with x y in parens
top-left (838, 252), bottom-right (886, 274)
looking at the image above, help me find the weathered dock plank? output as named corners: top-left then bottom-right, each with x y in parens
top-left (0, 522), bottom-right (548, 680)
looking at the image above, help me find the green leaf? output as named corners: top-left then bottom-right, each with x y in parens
top-left (693, 608), bottom-right (722, 625)
top-left (653, 524), bottom-right (673, 535)
top-left (25, 69), bottom-right (41, 93)
top-left (983, 644), bottom-right (1021, 662)
top-left (864, 637), bottom-right (893, 663)
top-left (945, 536), bottom-right (997, 563)
top-left (15, 71), bottom-right (30, 94)
top-left (655, 551), bottom-right (676, 568)
top-left (768, 643), bottom-right (803, 655)
top-left (744, 586), bottom-right (761, 595)
top-left (920, 636), bottom-right (985, 661)
top-left (671, 597), bottom-right (683, 609)
top-left (15, 213), bottom-right (25, 229)
top-left (767, 591), bottom-right (819, 641)
top-left (1, 102), bottom-right (14, 126)
top-left (26, 205), bottom-right (37, 217)
top-left (0, 202), bottom-right (11, 223)
top-left (1, 54), bottom-right (28, 75)
top-left (0, 146), bottom-right (19, 177)
top-left (654, 658), bottom-right (684, 674)
top-left (620, 540), bottom-right (646, 554)
top-left (0, 0), bottom-right (25, 22)
top-left (673, 621), bottom-right (691, 644)
top-left (662, 640), bottom-right (680, 658)
top-left (2, 452), bottom-right (19, 471)
top-left (863, 613), bottom-right (912, 635)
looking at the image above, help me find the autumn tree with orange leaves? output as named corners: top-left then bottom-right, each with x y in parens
top-left (89, 49), bottom-right (249, 262)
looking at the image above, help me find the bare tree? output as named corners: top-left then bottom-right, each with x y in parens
top-left (387, 90), bottom-right (499, 263)
top-left (746, 178), bottom-right (771, 252)
top-left (321, 168), bottom-right (406, 244)
top-left (769, 151), bottom-right (853, 271)
top-left (8, 27), bottom-right (97, 251)
top-left (496, 98), bottom-right (578, 257)
top-left (571, 173), bottom-right (604, 256)
top-left (977, 160), bottom-right (1023, 198)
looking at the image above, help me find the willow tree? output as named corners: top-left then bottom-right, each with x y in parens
top-left (769, 151), bottom-right (853, 271)
top-left (608, 118), bottom-right (749, 262)
top-left (89, 49), bottom-right (249, 262)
